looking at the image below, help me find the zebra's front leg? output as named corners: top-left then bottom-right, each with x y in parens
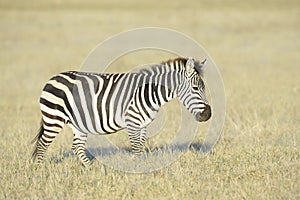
top-left (127, 127), bottom-right (147, 156)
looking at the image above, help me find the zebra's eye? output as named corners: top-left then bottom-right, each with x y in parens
top-left (192, 86), bottom-right (199, 90)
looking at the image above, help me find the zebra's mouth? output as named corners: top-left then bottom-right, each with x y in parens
top-left (195, 105), bottom-right (211, 122)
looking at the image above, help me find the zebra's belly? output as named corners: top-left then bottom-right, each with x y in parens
top-left (67, 113), bottom-right (127, 135)
top-left (92, 118), bottom-right (126, 135)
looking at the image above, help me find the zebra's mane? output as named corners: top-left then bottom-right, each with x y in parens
top-left (138, 57), bottom-right (204, 76)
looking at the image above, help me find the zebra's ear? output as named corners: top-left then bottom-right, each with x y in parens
top-left (194, 58), bottom-right (207, 76)
top-left (200, 58), bottom-right (207, 65)
top-left (186, 57), bottom-right (195, 76)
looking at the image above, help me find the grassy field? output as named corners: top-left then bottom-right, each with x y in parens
top-left (0, 0), bottom-right (299, 199)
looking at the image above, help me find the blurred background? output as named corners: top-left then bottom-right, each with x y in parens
top-left (0, 0), bottom-right (299, 107)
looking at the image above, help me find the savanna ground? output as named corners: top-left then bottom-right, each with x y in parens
top-left (0, 0), bottom-right (299, 199)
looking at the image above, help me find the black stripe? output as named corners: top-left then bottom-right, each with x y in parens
top-left (151, 83), bottom-right (157, 104)
top-left (166, 71), bottom-right (172, 98)
top-left (160, 85), bottom-right (168, 102)
top-left (105, 74), bottom-right (123, 132)
top-left (138, 86), bottom-right (151, 119)
top-left (171, 69), bottom-right (177, 95)
top-left (154, 86), bottom-right (161, 106)
top-left (90, 74), bottom-right (100, 92)
top-left (144, 84), bottom-right (154, 110)
top-left (40, 98), bottom-right (67, 118)
top-left (97, 76), bottom-right (110, 132)
top-left (41, 110), bottom-right (65, 123)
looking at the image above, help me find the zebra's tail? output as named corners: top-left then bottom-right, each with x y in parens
top-left (31, 119), bottom-right (44, 161)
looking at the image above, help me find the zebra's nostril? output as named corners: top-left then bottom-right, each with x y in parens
top-left (195, 112), bottom-right (201, 121)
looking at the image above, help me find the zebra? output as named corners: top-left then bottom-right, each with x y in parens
top-left (32, 57), bottom-right (211, 166)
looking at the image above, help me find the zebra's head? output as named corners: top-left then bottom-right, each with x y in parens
top-left (177, 57), bottom-right (211, 122)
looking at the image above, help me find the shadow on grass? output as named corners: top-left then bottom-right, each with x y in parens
top-left (51, 141), bottom-right (213, 164)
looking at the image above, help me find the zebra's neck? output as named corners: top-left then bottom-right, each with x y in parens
top-left (136, 60), bottom-right (186, 107)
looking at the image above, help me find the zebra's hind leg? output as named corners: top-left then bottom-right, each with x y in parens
top-left (32, 120), bottom-right (64, 164)
top-left (70, 126), bottom-right (91, 166)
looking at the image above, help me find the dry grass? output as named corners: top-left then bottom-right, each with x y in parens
top-left (0, 0), bottom-right (299, 199)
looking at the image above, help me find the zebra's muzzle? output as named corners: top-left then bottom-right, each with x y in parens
top-left (195, 105), bottom-right (211, 122)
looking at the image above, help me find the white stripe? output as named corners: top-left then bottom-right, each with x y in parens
top-left (115, 75), bottom-right (129, 127)
top-left (91, 76), bottom-right (104, 133)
